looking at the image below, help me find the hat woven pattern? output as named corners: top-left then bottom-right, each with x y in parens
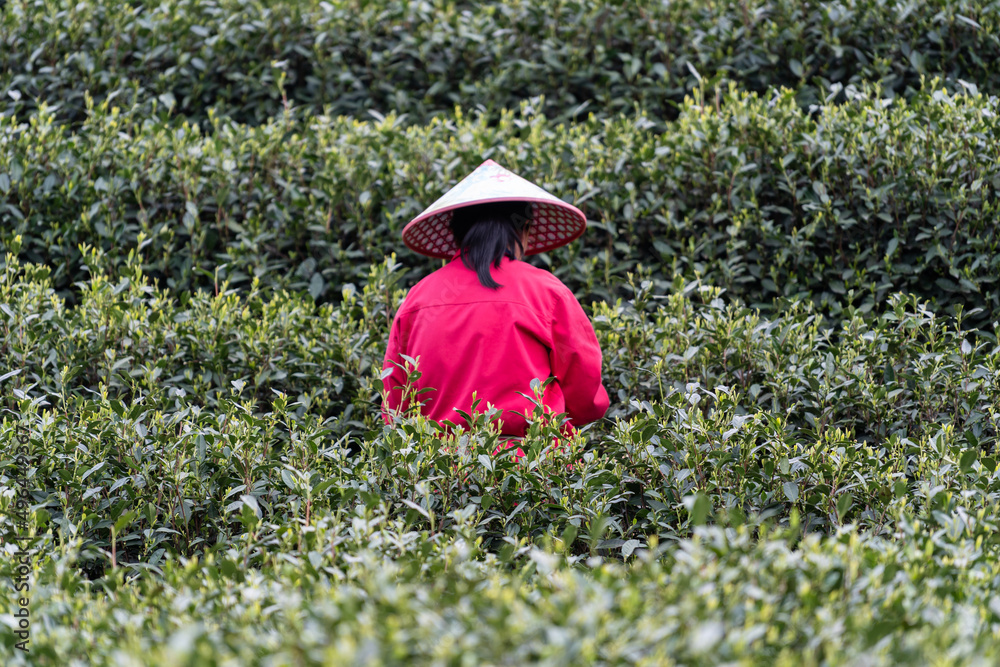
top-left (402, 160), bottom-right (587, 259)
top-left (403, 201), bottom-right (581, 258)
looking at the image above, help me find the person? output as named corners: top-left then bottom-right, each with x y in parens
top-left (381, 159), bottom-right (609, 446)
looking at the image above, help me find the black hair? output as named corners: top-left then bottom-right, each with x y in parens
top-left (450, 201), bottom-right (532, 290)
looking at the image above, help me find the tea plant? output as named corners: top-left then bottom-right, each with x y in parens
top-left (2, 84), bottom-right (998, 327)
top-left (3, 0), bottom-right (999, 125)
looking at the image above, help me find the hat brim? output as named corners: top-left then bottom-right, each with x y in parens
top-left (402, 197), bottom-right (587, 259)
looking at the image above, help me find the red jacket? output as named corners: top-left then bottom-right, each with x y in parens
top-left (382, 255), bottom-right (609, 436)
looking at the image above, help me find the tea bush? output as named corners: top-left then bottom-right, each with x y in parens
top-left (5, 519), bottom-right (1000, 665)
top-left (2, 249), bottom-right (999, 548)
top-left (2, 249), bottom-right (1000, 662)
top-left (3, 84), bottom-right (999, 326)
top-left (3, 0), bottom-right (1000, 125)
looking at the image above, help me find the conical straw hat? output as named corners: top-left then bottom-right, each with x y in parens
top-left (402, 159), bottom-right (587, 259)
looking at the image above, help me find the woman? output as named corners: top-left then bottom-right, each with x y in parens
top-left (382, 159), bottom-right (609, 442)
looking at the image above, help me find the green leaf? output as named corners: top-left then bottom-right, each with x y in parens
top-left (836, 493), bottom-right (853, 520)
top-left (240, 494), bottom-right (261, 518)
top-left (960, 449), bottom-right (977, 472)
top-left (561, 524), bottom-right (577, 548)
top-left (685, 493), bottom-right (711, 526)
top-left (114, 510), bottom-right (137, 533)
top-left (81, 462), bottom-right (106, 482)
top-left (621, 539), bottom-right (641, 557)
top-left (309, 273), bottom-right (325, 300)
top-left (0, 368), bottom-right (21, 383)
top-left (783, 481), bottom-right (799, 503)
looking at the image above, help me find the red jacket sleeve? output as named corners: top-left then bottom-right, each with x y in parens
top-left (381, 311), bottom-right (408, 424)
top-left (548, 285), bottom-right (610, 426)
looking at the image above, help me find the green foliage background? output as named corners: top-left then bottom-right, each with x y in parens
top-left (1, 1), bottom-right (1000, 665)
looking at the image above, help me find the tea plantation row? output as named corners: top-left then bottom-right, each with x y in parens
top-left (6, 519), bottom-right (1000, 664)
top-left (1, 248), bottom-right (999, 662)
top-left (3, 0), bottom-right (1000, 125)
top-left (3, 84), bottom-right (999, 328)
